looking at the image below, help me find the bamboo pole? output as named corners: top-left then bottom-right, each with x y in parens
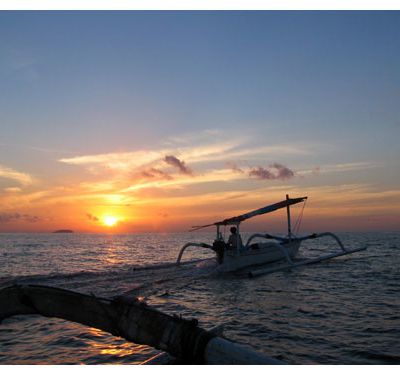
top-left (141, 324), bottom-right (226, 364)
top-left (0, 285), bottom-right (284, 365)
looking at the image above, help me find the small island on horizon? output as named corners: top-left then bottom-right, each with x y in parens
top-left (52, 229), bottom-right (74, 233)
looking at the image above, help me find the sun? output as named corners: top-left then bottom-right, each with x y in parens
top-left (103, 215), bottom-right (118, 227)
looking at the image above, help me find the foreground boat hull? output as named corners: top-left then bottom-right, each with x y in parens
top-left (218, 240), bottom-right (301, 272)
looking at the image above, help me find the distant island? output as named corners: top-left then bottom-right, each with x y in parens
top-left (52, 229), bottom-right (74, 233)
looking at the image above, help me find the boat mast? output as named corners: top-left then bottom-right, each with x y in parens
top-left (286, 194), bottom-right (292, 240)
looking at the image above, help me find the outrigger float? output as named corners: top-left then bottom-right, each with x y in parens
top-left (177, 195), bottom-right (367, 276)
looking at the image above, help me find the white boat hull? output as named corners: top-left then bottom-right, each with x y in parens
top-left (218, 240), bottom-right (301, 272)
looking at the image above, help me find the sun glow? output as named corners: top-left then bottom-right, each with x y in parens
top-left (103, 215), bottom-right (118, 227)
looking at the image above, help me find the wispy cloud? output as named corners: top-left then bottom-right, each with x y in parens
top-left (298, 162), bottom-right (380, 176)
top-left (3, 187), bottom-right (22, 193)
top-left (226, 161), bottom-right (245, 174)
top-left (141, 168), bottom-right (173, 180)
top-left (58, 130), bottom-right (312, 175)
top-left (0, 212), bottom-right (41, 223)
top-left (52, 135), bottom-right (384, 219)
top-left (58, 141), bottom-right (240, 172)
top-left (0, 165), bottom-right (33, 185)
top-left (164, 155), bottom-right (193, 176)
top-left (121, 168), bottom-right (241, 193)
top-left (249, 166), bottom-right (275, 180)
top-left (86, 213), bottom-right (99, 222)
top-left (0, 141), bottom-right (76, 155)
top-left (59, 150), bottom-right (162, 171)
top-left (249, 163), bottom-right (295, 180)
top-left (30, 130), bottom-right (389, 231)
top-left (0, 189), bottom-right (58, 212)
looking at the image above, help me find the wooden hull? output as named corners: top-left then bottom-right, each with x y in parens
top-left (218, 240), bottom-right (301, 272)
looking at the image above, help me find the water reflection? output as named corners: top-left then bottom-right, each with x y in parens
top-left (1, 232), bottom-right (399, 364)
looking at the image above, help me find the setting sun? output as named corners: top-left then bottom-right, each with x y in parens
top-left (103, 216), bottom-right (119, 227)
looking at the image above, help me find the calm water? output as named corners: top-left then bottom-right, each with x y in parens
top-left (0, 231), bottom-right (399, 364)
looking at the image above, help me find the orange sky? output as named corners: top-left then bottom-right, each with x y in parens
top-left (1, 13), bottom-right (399, 233)
top-left (1, 134), bottom-right (399, 233)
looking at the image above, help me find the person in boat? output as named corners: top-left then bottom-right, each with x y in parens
top-left (227, 226), bottom-right (243, 251)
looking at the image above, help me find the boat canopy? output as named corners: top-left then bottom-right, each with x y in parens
top-left (190, 196), bottom-right (307, 231)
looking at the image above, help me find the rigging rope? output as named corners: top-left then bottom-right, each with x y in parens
top-left (293, 199), bottom-right (306, 234)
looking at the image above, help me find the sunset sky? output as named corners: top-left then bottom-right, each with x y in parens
top-left (1, 11), bottom-right (399, 233)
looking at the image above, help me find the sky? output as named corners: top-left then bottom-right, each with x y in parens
top-left (0, 11), bottom-right (399, 233)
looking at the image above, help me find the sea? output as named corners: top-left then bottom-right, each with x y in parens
top-left (0, 231), bottom-right (399, 365)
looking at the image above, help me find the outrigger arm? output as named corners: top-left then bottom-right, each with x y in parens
top-left (176, 242), bottom-right (214, 265)
top-left (296, 232), bottom-right (347, 251)
top-left (245, 232), bottom-right (347, 252)
top-left (248, 231), bottom-right (367, 278)
top-left (244, 233), bottom-right (286, 246)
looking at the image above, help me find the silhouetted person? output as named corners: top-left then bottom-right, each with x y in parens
top-left (227, 227), bottom-right (243, 251)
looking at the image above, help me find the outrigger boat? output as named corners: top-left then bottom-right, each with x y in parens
top-left (176, 195), bottom-right (367, 275)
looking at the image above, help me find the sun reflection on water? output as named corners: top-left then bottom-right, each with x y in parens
top-left (85, 327), bottom-right (150, 359)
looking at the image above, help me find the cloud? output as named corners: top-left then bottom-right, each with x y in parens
top-left (312, 166), bottom-right (321, 175)
top-left (57, 132), bottom-right (243, 175)
top-left (86, 213), bottom-right (99, 222)
top-left (249, 163), bottom-right (295, 181)
top-left (0, 212), bottom-right (40, 223)
top-left (249, 166), bottom-right (275, 180)
top-left (4, 187), bottom-right (22, 193)
top-left (297, 162), bottom-right (380, 177)
top-left (122, 168), bottom-right (240, 193)
top-left (270, 163), bottom-right (295, 179)
top-left (164, 155), bottom-right (193, 176)
top-left (58, 130), bottom-right (312, 180)
top-left (226, 161), bottom-right (244, 174)
top-left (59, 150), bottom-right (162, 171)
top-left (0, 165), bottom-right (33, 185)
top-left (141, 168), bottom-right (173, 181)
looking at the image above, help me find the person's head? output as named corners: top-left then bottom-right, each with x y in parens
top-left (230, 227), bottom-right (237, 234)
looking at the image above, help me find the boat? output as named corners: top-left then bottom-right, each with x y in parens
top-left (176, 195), bottom-right (367, 274)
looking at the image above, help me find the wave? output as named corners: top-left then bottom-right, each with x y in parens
top-left (349, 349), bottom-right (400, 364)
top-left (0, 258), bottom-right (215, 290)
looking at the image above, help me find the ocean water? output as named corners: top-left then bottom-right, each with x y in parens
top-left (0, 231), bottom-right (399, 365)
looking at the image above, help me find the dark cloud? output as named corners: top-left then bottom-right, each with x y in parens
top-left (249, 163), bottom-right (295, 181)
top-left (26, 214), bottom-right (40, 223)
top-left (86, 213), bottom-right (99, 222)
top-left (164, 155), bottom-right (193, 176)
top-left (0, 212), bottom-right (40, 223)
top-left (0, 213), bottom-right (20, 223)
top-left (270, 163), bottom-right (295, 180)
top-left (226, 161), bottom-right (244, 174)
top-left (141, 168), bottom-right (173, 180)
top-left (249, 167), bottom-right (275, 180)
